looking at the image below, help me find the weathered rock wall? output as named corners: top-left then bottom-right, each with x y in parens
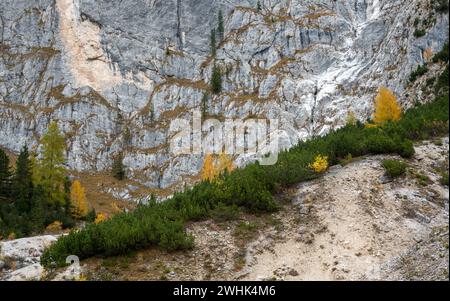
top-left (0, 0), bottom-right (448, 189)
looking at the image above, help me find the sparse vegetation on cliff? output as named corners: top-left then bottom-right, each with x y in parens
top-left (210, 64), bottom-right (222, 94)
top-left (112, 153), bottom-right (126, 181)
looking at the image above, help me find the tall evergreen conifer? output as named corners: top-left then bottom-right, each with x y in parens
top-left (218, 10), bottom-right (224, 42)
top-left (0, 149), bottom-right (11, 200)
top-left (39, 121), bottom-right (67, 205)
top-left (12, 146), bottom-right (34, 212)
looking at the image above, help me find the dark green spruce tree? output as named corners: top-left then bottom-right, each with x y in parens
top-left (112, 152), bottom-right (126, 180)
top-left (0, 149), bottom-right (11, 200)
top-left (11, 146), bottom-right (34, 213)
top-left (57, 176), bottom-right (75, 228)
top-left (211, 64), bottom-right (222, 94)
top-left (201, 92), bottom-right (209, 117)
top-left (210, 29), bottom-right (217, 57)
top-left (218, 10), bottom-right (224, 42)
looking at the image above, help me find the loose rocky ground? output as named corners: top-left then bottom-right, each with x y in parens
top-left (242, 137), bottom-right (449, 281)
top-left (1, 137), bottom-right (448, 281)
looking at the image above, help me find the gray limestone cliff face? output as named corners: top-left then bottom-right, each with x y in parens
top-left (0, 0), bottom-right (448, 190)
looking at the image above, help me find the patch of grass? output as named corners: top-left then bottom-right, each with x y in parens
top-left (118, 256), bottom-right (132, 269)
top-left (233, 221), bottom-right (261, 241)
top-left (433, 139), bottom-right (443, 146)
top-left (415, 172), bottom-right (431, 186)
top-left (264, 215), bottom-right (282, 230)
top-left (233, 250), bottom-right (247, 271)
top-left (339, 153), bottom-right (359, 166)
top-left (440, 172), bottom-right (449, 186)
top-left (382, 159), bottom-right (408, 178)
top-left (101, 258), bottom-right (117, 269)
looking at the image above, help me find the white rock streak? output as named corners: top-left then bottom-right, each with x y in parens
top-left (56, 0), bottom-right (151, 92)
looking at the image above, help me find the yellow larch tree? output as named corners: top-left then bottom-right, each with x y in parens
top-left (201, 152), bottom-right (235, 182)
top-left (94, 213), bottom-right (108, 224)
top-left (373, 87), bottom-right (402, 124)
top-left (201, 154), bottom-right (217, 182)
top-left (70, 180), bottom-right (89, 219)
top-left (217, 152), bottom-right (234, 174)
top-left (45, 221), bottom-right (63, 232)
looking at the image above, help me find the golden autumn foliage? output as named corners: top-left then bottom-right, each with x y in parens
top-left (70, 180), bottom-right (89, 219)
top-left (201, 154), bottom-right (216, 182)
top-left (217, 152), bottom-right (235, 174)
top-left (112, 202), bottom-right (123, 214)
top-left (201, 152), bottom-right (235, 182)
top-left (373, 87), bottom-right (402, 124)
top-left (309, 154), bottom-right (329, 173)
top-left (94, 213), bottom-right (108, 224)
top-left (46, 221), bottom-right (63, 232)
top-left (7, 232), bottom-right (16, 240)
top-left (76, 275), bottom-right (87, 281)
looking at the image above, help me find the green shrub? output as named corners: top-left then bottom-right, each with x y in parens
top-left (433, 43), bottom-right (449, 63)
top-left (409, 65), bottom-right (429, 82)
top-left (364, 132), bottom-right (398, 155)
top-left (435, 0), bottom-right (449, 13)
top-left (86, 208), bottom-right (96, 223)
top-left (397, 139), bottom-right (415, 158)
top-left (41, 204), bottom-right (194, 267)
top-left (415, 172), bottom-right (431, 186)
top-left (210, 64), bottom-right (222, 94)
top-left (233, 221), bottom-right (260, 241)
top-left (210, 203), bottom-right (240, 222)
top-left (382, 159), bottom-right (408, 178)
top-left (436, 65), bottom-right (449, 94)
top-left (426, 77), bottom-right (436, 88)
top-left (112, 153), bottom-right (125, 180)
top-left (441, 172), bottom-right (449, 186)
top-left (413, 29), bottom-right (426, 38)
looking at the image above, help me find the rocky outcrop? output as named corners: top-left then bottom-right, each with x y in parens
top-left (0, 235), bottom-right (57, 280)
top-left (0, 0), bottom-right (448, 191)
top-left (0, 235), bottom-right (57, 264)
top-left (3, 263), bottom-right (43, 281)
top-left (0, 234), bottom-right (84, 281)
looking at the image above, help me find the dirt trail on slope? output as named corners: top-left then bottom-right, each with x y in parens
top-left (242, 138), bottom-right (449, 281)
